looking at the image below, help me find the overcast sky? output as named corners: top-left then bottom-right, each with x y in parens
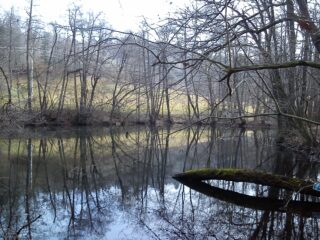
top-left (0, 0), bottom-right (189, 31)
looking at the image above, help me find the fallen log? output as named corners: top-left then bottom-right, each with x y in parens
top-left (173, 168), bottom-right (320, 197)
top-left (173, 178), bottom-right (320, 217)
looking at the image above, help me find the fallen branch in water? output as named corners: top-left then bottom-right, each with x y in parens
top-left (173, 176), bottom-right (320, 216)
top-left (173, 168), bottom-right (319, 197)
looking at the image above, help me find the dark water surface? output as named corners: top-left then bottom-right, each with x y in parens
top-left (0, 126), bottom-right (320, 239)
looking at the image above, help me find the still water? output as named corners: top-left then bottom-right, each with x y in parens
top-left (0, 126), bottom-right (319, 239)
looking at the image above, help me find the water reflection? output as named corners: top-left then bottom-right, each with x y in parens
top-left (0, 127), bottom-right (319, 239)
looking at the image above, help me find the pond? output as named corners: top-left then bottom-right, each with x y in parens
top-left (0, 126), bottom-right (320, 239)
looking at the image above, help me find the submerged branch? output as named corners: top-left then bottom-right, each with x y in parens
top-left (173, 168), bottom-right (319, 197)
top-left (173, 177), bottom-right (320, 217)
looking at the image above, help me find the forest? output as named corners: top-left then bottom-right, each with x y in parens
top-left (0, 0), bottom-right (320, 144)
top-left (1, 0), bottom-right (320, 239)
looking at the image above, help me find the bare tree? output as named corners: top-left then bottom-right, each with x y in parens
top-left (26, 0), bottom-right (34, 112)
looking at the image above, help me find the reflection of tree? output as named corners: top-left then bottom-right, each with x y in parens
top-left (57, 131), bottom-right (109, 238)
top-left (250, 143), bottom-right (320, 240)
top-left (1, 139), bottom-right (19, 238)
top-left (41, 139), bottom-right (57, 221)
top-left (0, 132), bottom-right (113, 238)
top-left (109, 126), bottom-right (171, 209)
top-left (58, 137), bottom-right (75, 231)
top-left (0, 127), bottom-right (319, 239)
top-left (206, 127), bottom-right (216, 167)
top-left (25, 138), bottom-right (33, 239)
top-left (152, 129), bottom-right (320, 240)
top-left (0, 139), bottom-right (42, 239)
top-left (158, 126), bottom-right (170, 201)
top-left (175, 178), bottom-right (320, 216)
top-left (166, 178), bottom-right (320, 239)
top-left (110, 128), bottom-right (128, 202)
top-left (87, 136), bottom-right (102, 211)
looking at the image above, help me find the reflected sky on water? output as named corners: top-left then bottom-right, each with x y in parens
top-left (0, 126), bottom-right (319, 239)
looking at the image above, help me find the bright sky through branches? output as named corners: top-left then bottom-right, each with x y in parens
top-left (0, 0), bottom-right (189, 31)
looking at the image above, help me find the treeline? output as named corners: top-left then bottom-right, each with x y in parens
top-left (0, 0), bottom-right (320, 144)
top-left (0, 5), bottom-right (178, 126)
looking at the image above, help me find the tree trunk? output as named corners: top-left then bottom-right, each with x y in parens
top-left (26, 0), bottom-right (33, 112)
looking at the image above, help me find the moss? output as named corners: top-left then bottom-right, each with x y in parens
top-left (186, 168), bottom-right (235, 174)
